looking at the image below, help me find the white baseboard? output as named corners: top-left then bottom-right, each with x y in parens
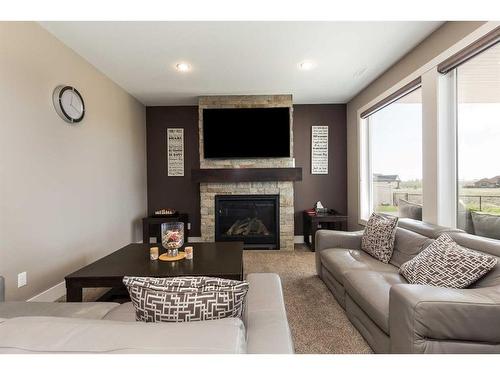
top-left (27, 281), bottom-right (65, 302)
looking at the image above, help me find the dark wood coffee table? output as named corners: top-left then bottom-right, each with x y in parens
top-left (65, 242), bottom-right (244, 302)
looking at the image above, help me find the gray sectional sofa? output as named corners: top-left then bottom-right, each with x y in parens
top-left (316, 218), bottom-right (500, 354)
top-left (0, 273), bottom-right (294, 354)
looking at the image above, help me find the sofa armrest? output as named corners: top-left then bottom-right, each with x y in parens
top-left (390, 284), bottom-right (500, 353)
top-left (315, 230), bottom-right (363, 252)
top-left (315, 230), bottom-right (363, 276)
top-left (243, 273), bottom-right (294, 354)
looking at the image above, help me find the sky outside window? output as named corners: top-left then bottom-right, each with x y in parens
top-left (370, 89), bottom-right (422, 182)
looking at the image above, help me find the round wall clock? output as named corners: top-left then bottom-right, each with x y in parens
top-left (52, 85), bottom-right (85, 124)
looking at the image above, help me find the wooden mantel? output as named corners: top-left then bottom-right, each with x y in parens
top-left (191, 167), bottom-right (302, 183)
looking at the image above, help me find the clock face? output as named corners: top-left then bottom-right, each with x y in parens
top-left (52, 86), bottom-right (85, 123)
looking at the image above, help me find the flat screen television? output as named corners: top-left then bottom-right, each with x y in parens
top-left (203, 107), bottom-right (290, 159)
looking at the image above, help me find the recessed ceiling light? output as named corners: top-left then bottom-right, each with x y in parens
top-left (175, 62), bottom-right (191, 72)
top-left (299, 61), bottom-right (315, 71)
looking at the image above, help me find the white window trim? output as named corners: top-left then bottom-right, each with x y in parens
top-left (437, 69), bottom-right (457, 227)
top-left (358, 116), bottom-right (370, 225)
top-left (356, 22), bottom-right (498, 227)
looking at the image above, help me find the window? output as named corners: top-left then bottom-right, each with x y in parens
top-left (455, 42), bottom-right (500, 239)
top-left (366, 87), bottom-right (423, 219)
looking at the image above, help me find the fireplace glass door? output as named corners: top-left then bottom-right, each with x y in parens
top-left (215, 195), bottom-right (279, 249)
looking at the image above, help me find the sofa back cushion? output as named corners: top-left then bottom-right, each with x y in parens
top-left (448, 232), bottom-right (500, 287)
top-left (457, 200), bottom-right (475, 234)
top-left (398, 199), bottom-right (423, 221)
top-left (0, 316), bottom-right (247, 354)
top-left (471, 212), bottom-right (500, 240)
top-left (397, 218), bottom-right (463, 239)
top-left (390, 227), bottom-right (434, 268)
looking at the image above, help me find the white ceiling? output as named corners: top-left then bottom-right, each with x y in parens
top-left (40, 21), bottom-right (443, 106)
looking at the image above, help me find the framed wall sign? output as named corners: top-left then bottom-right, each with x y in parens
top-left (167, 128), bottom-right (184, 176)
top-left (311, 125), bottom-right (328, 174)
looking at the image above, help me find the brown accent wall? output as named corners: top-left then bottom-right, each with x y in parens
top-left (146, 106), bottom-right (200, 235)
top-left (146, 104), bottom-right (347, 236)
top-left (293, 104), bottom-right (347, 233)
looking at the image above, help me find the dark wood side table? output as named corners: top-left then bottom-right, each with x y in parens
top-left (142, 214), bottom-right (189, 244)
top-left (303, 211), bottom-right (348, 251)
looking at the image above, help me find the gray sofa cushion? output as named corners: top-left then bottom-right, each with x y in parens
top-left (457, 200), bottom-right (475, 234)
top-left (344, 270), bottom-right (407, 334)
top-left (0, 316), bottom-right (246, 354)
top-left (345, 294), bottom-right (391, 353)
top-left (398, 199), bottom-right (422, 221)
top-left (397, 218), bottom-right (463, 239)
top-left (471, 212), bottom-right (500, 240)
top-left (390, 227), bottom-right (434, 268)
top-left (320, 248), bottom-right (398, 286)
top-left (244, 273), bottom-right (294, 354)
top-left (0, 302), bottom-right (119, 320)
top-left (103, 302), bottom-right (135, 322)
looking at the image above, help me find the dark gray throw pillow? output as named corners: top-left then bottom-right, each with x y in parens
top-left (123, 276), bottom-right (249, 323)
top-left (361, 213), bottom-right (399, 263)
top-left (399, 233), bottom-right (497, 288)
top-left (471, 211), bottom-right (500, 240)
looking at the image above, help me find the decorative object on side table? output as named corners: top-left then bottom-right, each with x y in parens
top-left (161, 222), bottom-right (184, 258)
top-left (152, 208), bottom-right (178, 217)
top-left (314, 200), bottom-right (329, 214)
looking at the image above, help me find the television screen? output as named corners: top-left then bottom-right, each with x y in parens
top-left (203, 107), bottom-right (290, 158)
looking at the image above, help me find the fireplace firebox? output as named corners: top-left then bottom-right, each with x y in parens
top-left (215, 195), bottom-right (280, 250)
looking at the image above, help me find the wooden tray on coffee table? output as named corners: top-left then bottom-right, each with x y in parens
top-left (159, 251), bottom-right (186, 262)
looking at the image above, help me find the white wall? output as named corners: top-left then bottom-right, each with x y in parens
top-left (0, 22), bottom-right (147, 300)
top-left (346, 21), bottom-right (488, 230)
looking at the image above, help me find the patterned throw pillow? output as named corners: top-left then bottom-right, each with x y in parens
top-left (361, 213), bottom-right (399, 263)
top-left (123, 276), bottom-right (249, 323)
top-left (399, 233), bottom-right (498, 288)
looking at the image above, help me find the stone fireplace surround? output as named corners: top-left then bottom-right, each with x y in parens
top-left (198, 95), bottom-right (295, 251)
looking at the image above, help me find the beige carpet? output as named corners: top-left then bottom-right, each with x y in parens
top-left (243, 247), bottom-right (372, 354)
